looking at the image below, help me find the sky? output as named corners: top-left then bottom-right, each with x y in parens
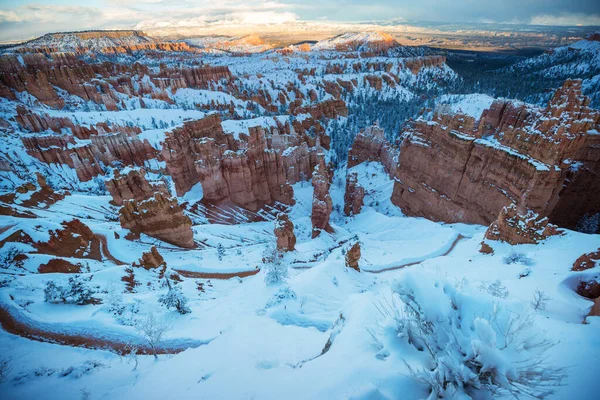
top-left (0, 0), bottom-right (599, 41)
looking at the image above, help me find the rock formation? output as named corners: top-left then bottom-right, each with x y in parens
top-left (348, 122), bottom-right (398, 178)
top-left (344, 172), bottom-right (365, 216)
top-left (119, 192), bottom-right (194, 248)
top-left (0, 173), bottom-right (65, 214)
top-left (132, 246), bottom-right (167, 270)
top-left (274, 213), bottom-right (296, 252)
top-left (588, 298), bottom-right (600, 319)
top-left (404, 56), bottom-right (447, 75)
top-left (572, 249), bottom-right (600, 271)
top-left (0, 52), bottom-right (232, 110)
top-left (38, 259), bottom-right (82, 274)
top-left (22, 125), bottom-right (158, 182)
top-left (391, 80), bottom-right (600, 229)
top-left (482, 204), bottom-right (561, 246)
top-left (35, 219), bottom-right (102, 260)
top-left (106, 169), bottom-right (168, 206)
top-left (311, 162), bottom-right (334, 238)
top-left (162, 114), bottom-right (328, 213)
top-left (345, 241), bottom-right (361, 272)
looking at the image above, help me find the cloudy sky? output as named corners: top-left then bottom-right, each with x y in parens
top-left (0, 0), bottom-right (599, 41)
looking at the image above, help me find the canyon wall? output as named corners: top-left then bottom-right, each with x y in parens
top-left (389, 80), bottom-right (600, 228)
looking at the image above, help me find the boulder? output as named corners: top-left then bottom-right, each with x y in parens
top-left (572, 249), bottom-right (600, 271)
top-left (345, 241), bottom-right (361, 272)
top-left (119, 192), bottom-right (195, 248)
top-left (483, 204), bottom-right (561, 245)
top-left (133, 246), bottom-right (166, 270)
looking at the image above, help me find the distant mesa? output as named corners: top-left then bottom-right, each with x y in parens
top-left (312, 31), bottom-right (399, 53)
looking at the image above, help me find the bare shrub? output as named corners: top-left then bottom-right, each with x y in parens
top-left (530, 289), bottom-right (550, 311)
top-left (0, 356), bottom-right (12, 383)
top-left (375, 273), bottom-right (565, 399)
top-left (478, 279), bottom-right (509, 298)
top-left (134, 313), bottom-right (171, 360)
top-left (503, 251), bottom-right (534, 266)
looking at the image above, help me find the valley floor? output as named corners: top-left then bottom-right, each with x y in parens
top-left (1, 162), bottom-right (599, 399)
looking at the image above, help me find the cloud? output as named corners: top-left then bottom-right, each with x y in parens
top-left (530, 13), bottom-right (600, 26)
top-left (0, 0), bottom-right (598, 42)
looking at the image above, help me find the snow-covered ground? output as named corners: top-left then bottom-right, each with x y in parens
top-left (1, 162), bottom-right (598, 399)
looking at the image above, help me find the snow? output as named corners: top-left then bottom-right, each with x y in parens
top-left (0, 35), bottom-right (599, 399)
top-left (437, 93), bottom-right (495, 120)
top-left (1, 159), bottom-right (599, 399)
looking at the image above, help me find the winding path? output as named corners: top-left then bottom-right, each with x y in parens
top-left (0, 301), bottom-right (209, 355)
top-left (175, 267), bottom-right (260, 280)
top-left (367, 234), bottom-right (467, 274)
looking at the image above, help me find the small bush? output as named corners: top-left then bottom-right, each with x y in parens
top-left (158, 280), bottom-right (191, 314)
top-left (530, 289), bottom-right (550, 311)
top-left (576, 213), bottom-right (600, 234)
top-left (478, 279), bottom-right (509, 298)
top-left (44, 276), bottom-right (95, 305)
top-left (503, 251), bottom-right (534, 266)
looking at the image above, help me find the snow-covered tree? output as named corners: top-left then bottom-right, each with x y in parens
top-left (44, 276), bottom-right (95, 305)
top-left (576, 213), bottom-right (600, 234)
top-left (158, 279), bottom-right (191, 315)
top-left (263, 244), bottom-right (288, 285)
top-left (217, 244), bottom-right (225, 261)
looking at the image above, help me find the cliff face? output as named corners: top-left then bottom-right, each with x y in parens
top-left (22, 124), bottom-right (157, 182)
top-left (404, 56), bottom-right (447, 75)
top-left (119, 192), bottom-right (195, 249)
top-left (347, 122), bottom-right (399, 178)
top-left (0, 53), bottom-right (232, 110)
top-left (390, 80), bottom-right (600, 228)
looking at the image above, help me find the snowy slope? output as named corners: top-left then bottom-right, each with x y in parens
top-left (7, 30), bottom-right (155, 52)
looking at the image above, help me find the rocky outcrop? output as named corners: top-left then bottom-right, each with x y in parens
top-left (105, 169), bottom-right (168, 206)
top-left (344, 172), bottom-right (365, 216)
top-left (482, 204), bottom-right (561, 246)
top-left (391, 80), bottom-right (600, 228)
top-left (345, 241), bottom-right (361, 272)
top-left (404, 56), bottom-right (447, 75)
top-left (576, 278), bottom-right (600, 300)
top-left (347, 122), bottom-right (398, 178)
top-left (572, 249), bottom-right (600, 271)
top-left (119, 192), bottom-right (194, 248)
top-left (588, 297), bottom-right (600, 319)
top-left (35, 219), bottom-right (102, 260)
top-left (311, 162), bottom-right (333, 238)
top-left (38, 259), bottom-right (82, 274)
top-left (0, 173), bottom-right (65, 214)
top-left (274, 213), bottom-right (296, 252)
top-left (132, 246), bottom-right (166, 270)
top-left (292, 99), bottom-right (348, 119)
